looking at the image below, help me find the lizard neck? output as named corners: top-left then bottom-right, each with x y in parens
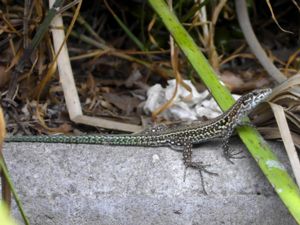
top-left (224, 98), bottom-right (247, 127)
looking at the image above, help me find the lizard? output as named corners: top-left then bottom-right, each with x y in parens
top-left (5, 88), bottom-right (272, 189)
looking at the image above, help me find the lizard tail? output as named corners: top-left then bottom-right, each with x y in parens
top-left (5, 134), bottom-right (150, 145)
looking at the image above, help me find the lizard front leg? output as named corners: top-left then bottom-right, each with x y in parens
top-left (222, 126), bottom-right (244, 163)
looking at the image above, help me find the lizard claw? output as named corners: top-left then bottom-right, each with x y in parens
top-left (187, 162), bottom-right (218, 175)
top-left (224, 149), bottom-right (245, 163)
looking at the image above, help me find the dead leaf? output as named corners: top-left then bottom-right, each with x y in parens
top-left (0, 66), bottom-right (10, 88)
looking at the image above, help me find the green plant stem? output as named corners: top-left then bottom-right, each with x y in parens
top-left (148, 0), bottom-right (300, 223)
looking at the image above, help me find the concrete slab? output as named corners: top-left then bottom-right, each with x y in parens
top-left (3, 139), bottom-right (297, 225)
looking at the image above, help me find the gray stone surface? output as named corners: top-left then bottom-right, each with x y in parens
top-left (3, 139), bottom-right (297, 225)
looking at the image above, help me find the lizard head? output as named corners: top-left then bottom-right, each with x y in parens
top-left (238, 88), bottom-right (272, 115)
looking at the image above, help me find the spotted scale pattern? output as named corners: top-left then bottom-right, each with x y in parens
top-left (6, 89), bottom-right (272, 177)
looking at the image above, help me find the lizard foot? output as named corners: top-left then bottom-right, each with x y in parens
top-left (224, 149), bottom-right (245, 164)
top-left (184, 162), bottom-right (218, 195)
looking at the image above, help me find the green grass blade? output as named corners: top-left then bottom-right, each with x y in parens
top-left (148, 0), bottom-right (300, 223)
top-left (104, 1), bottom-right (146, 51)
top-left (0, 202), bottom-right (18, 225)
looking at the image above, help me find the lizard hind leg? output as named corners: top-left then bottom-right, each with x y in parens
top-left (181, 141), bottom-right (217, 194)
